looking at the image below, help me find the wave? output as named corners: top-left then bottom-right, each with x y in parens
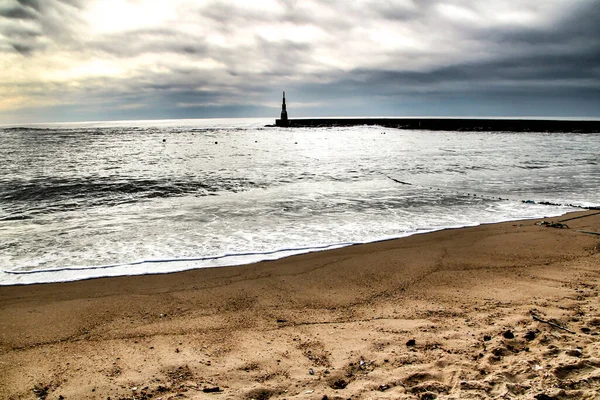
top-left (1, 126), bottom-right (243, 135)
top-left (0, 176), bottom-right (267, 204)
top-left (1, 127), bottom-right (56, 132)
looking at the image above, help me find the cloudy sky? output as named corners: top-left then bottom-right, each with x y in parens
top-left (1, 0), bottom-right (599, 123)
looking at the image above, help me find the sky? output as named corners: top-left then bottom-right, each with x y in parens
top-left (1, 0), bottom-right (599, 123)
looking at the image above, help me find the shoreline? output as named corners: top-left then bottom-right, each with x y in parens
top-left (1, 210), bottom-right (599, 399)
top-left (1, 208), bottom-right (586, 286)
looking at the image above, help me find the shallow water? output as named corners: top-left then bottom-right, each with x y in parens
top-left (1, 118), bottom-right (598, 284)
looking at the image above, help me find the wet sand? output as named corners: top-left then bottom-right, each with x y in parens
top-left (1, 211), bottom-right (599, 399)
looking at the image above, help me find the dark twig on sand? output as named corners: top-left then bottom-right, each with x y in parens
top-left (531, 314), bottom-right (576, 334)
top-left (576, 230), bottom-right (600, 236)
top-left (559, 211), bottom-right (600, 223)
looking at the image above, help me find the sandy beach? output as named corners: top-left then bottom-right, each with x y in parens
top-left (1, 211), bottom-right (599, 399)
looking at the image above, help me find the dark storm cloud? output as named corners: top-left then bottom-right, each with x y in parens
top-left (16, 0), bottom-right (42, 11)
top-left (348, 50), bottom-right (599, 91)
top-left (11, 42), bottom-right (35, 55)
top-left (0, 0), bottom-right (84, 56)
top-left (301, 0), bottom-right (600, 112)
top-left (495, 1), bottom-right (600, 43)
top-left (0, 6), bottom-right (37, 19)
top-left (0, 24), bottom-right (41, 54)
top-left (481, 5), bottom-right (600, 73)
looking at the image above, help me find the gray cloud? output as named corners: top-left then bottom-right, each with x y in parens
top-left (87, 28), bottom-right (210, 57)
top-left (0, 6), bottom-right (37, 19)
top-left (0, 0), bottom-right (84, 56)
top-left (11, 42), bottom-right (35, 55)
top-left (16, 0), bottom-right (42, 11)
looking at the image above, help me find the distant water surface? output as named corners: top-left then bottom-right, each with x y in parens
top-left (1, 118), bottom-right (598, 284)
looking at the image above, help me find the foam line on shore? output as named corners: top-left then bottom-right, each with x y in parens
top-left (2, 242), bottom-right (358, 276)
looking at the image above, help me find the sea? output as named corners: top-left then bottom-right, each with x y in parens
top-left (1, 118), bottom-right (599, 285)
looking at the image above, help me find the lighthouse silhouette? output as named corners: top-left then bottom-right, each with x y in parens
top-left (279, 91), bottom-right (289, 126)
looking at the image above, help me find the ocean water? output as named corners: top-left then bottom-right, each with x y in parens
top-left (1, 118), bottom-right (598, 285)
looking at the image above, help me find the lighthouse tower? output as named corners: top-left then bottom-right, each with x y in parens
top-left (280, 91), bottom-right (288, 122)
top-left (275, 91), bottom-right (290, 127)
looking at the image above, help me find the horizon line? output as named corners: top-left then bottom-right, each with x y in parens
top-left (3, 115), bottom-right (600, 127)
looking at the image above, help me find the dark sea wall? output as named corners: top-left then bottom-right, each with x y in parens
top-left (274, 118), bottom-right (600, 132)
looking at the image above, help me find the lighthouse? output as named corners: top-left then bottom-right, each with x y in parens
top-left (280, 91), bottom-right (288, 125)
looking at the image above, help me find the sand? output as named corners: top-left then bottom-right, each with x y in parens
top-left (1, 211), bottom-right (599, 399)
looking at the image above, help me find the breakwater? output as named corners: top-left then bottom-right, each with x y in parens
top-left (274, 118), bottom-right (600, 132)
